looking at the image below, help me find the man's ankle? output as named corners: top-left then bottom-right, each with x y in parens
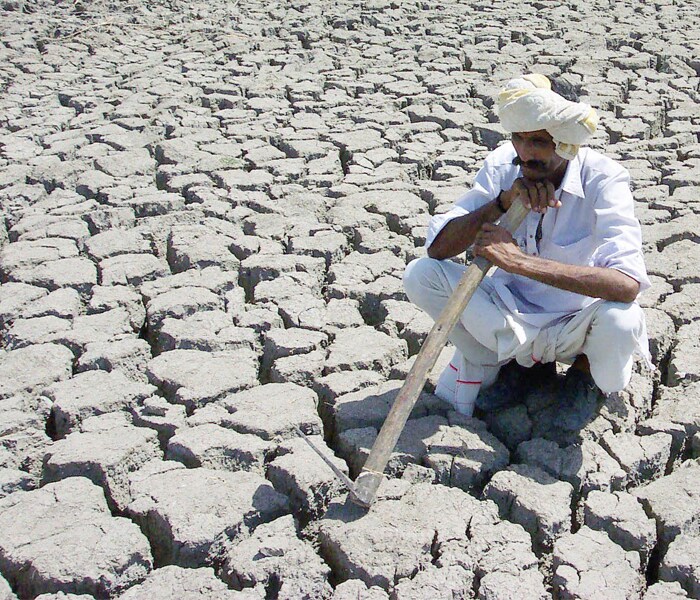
top-left (569, 354), bottom-right (591, 375)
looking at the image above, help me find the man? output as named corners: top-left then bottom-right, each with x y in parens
top-left (403, 74), bottom-right (651, 416)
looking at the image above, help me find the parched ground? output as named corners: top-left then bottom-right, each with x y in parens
top-left (1, 0), bottom-right (699, 598)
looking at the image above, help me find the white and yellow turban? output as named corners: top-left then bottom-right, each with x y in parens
top-left (496, 73), bottom-right (599, 160)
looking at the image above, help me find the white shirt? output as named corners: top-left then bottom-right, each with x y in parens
top-left (426, 143), bottom-right (651, 329)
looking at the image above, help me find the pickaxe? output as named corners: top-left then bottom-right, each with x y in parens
top-left (298, 199), bottom-right (529, 508)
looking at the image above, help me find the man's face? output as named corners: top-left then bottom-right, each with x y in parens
top-left (511, 130), bottom-right (567, 182)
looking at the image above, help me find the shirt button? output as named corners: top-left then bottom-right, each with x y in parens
top-left (529, 235), bottom-right (534, 238)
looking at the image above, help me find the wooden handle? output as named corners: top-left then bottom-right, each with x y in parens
top-left (350, 199), bottom-right (529, 507)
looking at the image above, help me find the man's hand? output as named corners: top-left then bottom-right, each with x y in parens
top-left (502, 177), bottom-right (560, 213)
top-left (427, 174), bottom-right (561, 261)
top-left (473, 223), bottom-right (523, 270)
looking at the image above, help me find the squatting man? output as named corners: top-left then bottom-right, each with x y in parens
top-left (404, 74), bottom-right (651, 416)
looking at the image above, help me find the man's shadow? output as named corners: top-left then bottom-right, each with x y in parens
top-left (476, 359), bottom-right (646, 452)
top-left (471, 359), bottom-right (653, 532)
top-left (476, 360), bottom-right (602, 449)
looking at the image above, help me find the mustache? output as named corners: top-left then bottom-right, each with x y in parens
top-left (512, 156), bottom-right (547, 171)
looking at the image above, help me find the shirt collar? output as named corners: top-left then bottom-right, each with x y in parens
top-left (557, 151), bottom-right (584, 199)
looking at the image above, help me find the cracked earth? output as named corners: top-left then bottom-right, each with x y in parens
top-left (0, 0), bottom-right (699, 598)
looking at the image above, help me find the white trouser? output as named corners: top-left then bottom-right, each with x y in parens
top-left (403, 257), bottom-right (648, 415)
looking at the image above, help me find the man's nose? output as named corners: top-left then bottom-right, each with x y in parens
top-left (518, 141), bottom-right (537, 161)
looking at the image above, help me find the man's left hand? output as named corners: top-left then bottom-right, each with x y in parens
top-left (473, 223), bottom-right (523, 270)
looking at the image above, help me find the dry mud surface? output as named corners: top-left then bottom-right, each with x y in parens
top-left (1, 0), bottom-right (699, 598)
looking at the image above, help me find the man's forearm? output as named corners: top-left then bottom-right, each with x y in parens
top-left (427, 199), bottom-right (504, 259)
top-left (508, 253), bottom-right (640, 303)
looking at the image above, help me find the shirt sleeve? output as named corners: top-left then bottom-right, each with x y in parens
top-left (425, 160), bottom-right (498, 250)
top-left (591, 168), bottom-right (651, 293)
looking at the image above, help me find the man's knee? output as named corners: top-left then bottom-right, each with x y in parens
top-left (403, 257), bottom-right (443, 304)
top-left (592, 301), bottom-right (644, 338)
top-left (586, 302), bottom-right (644, 394)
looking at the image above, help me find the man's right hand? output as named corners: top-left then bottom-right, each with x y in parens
top-left (502, 178), bottom-right (560, 214)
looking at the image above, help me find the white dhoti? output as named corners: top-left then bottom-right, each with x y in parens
top-left (403, 257), bottom-right (650, 416)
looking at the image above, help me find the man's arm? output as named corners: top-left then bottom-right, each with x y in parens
top-left (428, 178), bottom-right (560, 260)
top-left (474, 223), bottom-right (641, 303)
top-left (427, 199), bottom-right (504, 259)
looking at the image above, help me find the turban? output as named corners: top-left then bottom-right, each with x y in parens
top-left (496, 74), bottom-right (599, 160)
